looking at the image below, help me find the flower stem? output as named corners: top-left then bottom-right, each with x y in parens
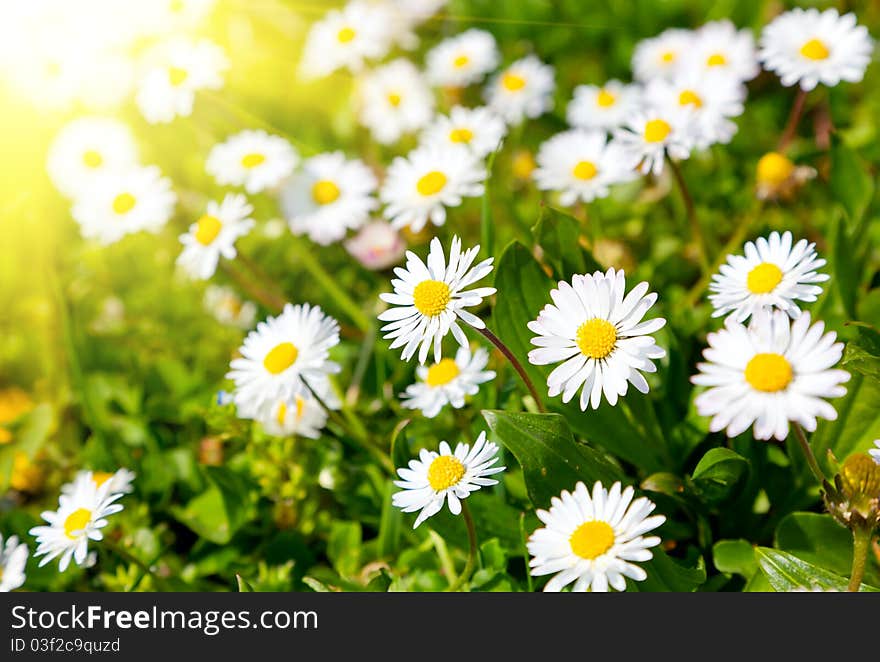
top-left (847, 526), bottom-right (872, 592)
top-left (792, 422), bottom-right (826, 486)
top-left (777, 87), bottom-right (809, 152)
top-left (667, 155), bottom-right (710, 276)
top-left (477, 326), bottom-right (546, 412)
top-left (447, 501), bottom-right (478, 592)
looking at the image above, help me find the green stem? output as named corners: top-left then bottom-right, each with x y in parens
top-left (519, 511), bottom-right (534, 592)
top-left (667, 155), bottom-right (710, 276)
top-left (792, 422), bottom-right (826, 486)
top-left (481, 150), bottom-right (498, 260)
top-left (777, 87), bottom-right (809, 152)
top-left (104, 540), bottom-right (169, 591)
top-left (848, 526), bottom-right (872, 592)
top-left (477, 326), bottom-right (546, 412)
top-left (447, 501), bottom-right (478, 592)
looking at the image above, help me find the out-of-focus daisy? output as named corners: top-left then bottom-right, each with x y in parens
top-left (142, 0), bottom-right (217, 35)
top-left (528, 481), bottom-right (665, 592)
top-left (357, 59), bottom-right (434, 145)
top-left (255, 395), bottom-right (328, 439)
top-left (613, 105), bottom-right (693, 175)
top-left (204, 285), bottom-right (257, 329)
top-left (0, 534), bottom-right (27, 592)
top-left (691, 20), bottom-right (759, 82)
top-left (870, 440), bottom-right (880, 464)
top-left (62, 468), bottom-right (136, 496)
top-left (567, 80), bottom-right (642, 132)
top-left (378, 235), bottom-right (495, 364)
top-left (755, 152), bottom-right (816, 201)
top-left (512, 149), bottom-right (537, 181)
top-left (344, 221), bottom-right (406, 270)
top-left (401, 346), bottom-right (495, 418)
top-left (46, 117), bottom-right (139, 199)
top-left (380, 144), bottom-right (485, 233)
top-left (485, 55), bottom-right (555, 125)
top-left (392, 431), bottom-right (504, 528)
top-left (709, 231), bottom-right (828, 323)
top-left (227, 303), bottom-right (341, 416)
top-left (0, 387), bottom-right (33, 445)
top-left (533, 129), bottom-right (637, 205)
top-left (281, 152), bottom-right (378, 245)
top-left (691, 309), bottom-right (850, 441)
top-left (177, 194), bottom-right (255, 280)
top-left (206, 130), bottom-right (298, 194)
top-left (759, 8), bottom-right (873, 91)
top-left (420, 106), bottom-right (507, 158)
top-left (528, 269), bottom-right (667, 410)
top-left (71, 165), bottom-right (176, 245)
top-left (632, 28), bottom-right (694, 82)
top-left (425, 29), bottom-right (499, 88)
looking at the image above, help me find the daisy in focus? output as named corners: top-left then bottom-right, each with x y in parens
top-left (206, 130), bottom-right (298, 194)
top-left (613, 105), bottom-right (694, 176)
top-left (632, 28), bottom-right (693, 82)
top-left (177, 194), bottom-right (255, 280)
top-left (357, 59), bottom-right (434, 145)
top-left (0, 534), bottom-right (27, 592)
top-left (425, 29), bottom-right (499, 88)
top-left (344, 221), bottom-right (407, 270)
top-left (528, 481), bottom-right (665, 592)
top-left (204, 285), bottom-right (257, 329)
top-left (528, 269), bottom-right (667, 410)
top-left (62, 468), bottom-right (136, 496)
top-left (691, 20), bottom-right (760, 82)
top-left (281, 152), bottom-right (378, 245)
top-left (401, 346), bottom-right (495, 418)
top-left (709, 231), bottom-right (829, 323)
top-left (485, 55), bottom-right (555, 125)
top-left (420, 106), bottom-right (507, 159)
top-left (566, 80), bottom-right (642, 133)
top-left (378, 235), bottom-right (495, 364)
top-left (691, 309), bottom-right (850, 441)
top-left (392, 431), bottom-right (504, 528)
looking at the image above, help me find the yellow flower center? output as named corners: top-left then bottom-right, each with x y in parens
top-left (312, 179), bottom-right (341, 205)
top-left (416, 170), bottom-right (447, 196)
top-left (800, 38), bottom-right (830, 60)
top-left (449, 127), bottom-right (474, 144)
top-left (92, 471), bottom-right (114, 488)
top-left (707, 53), bottom-right (727, 67)
top-left (453, 54), bottom-right (470, 68)
top-left (412, 279), bottom-right (451, 317)
top-left (660, 50), bottom-right (676, 63)
top-left (263, 342), bottom-right (299, 375)
top-left (502, 72), bottom-right (526, 91)
top-left (746, 262), bottom-right (783, 294)
top-left (756, 152), bottom-right (795, 186)
top-left (427, 455), bottom-right (466, 491)
top-left (194, 214), bottom-right (223, 245)
top-left (596, 89), bottom-right (616, 107)
top-left (576, 318), bottom-right (617, 359)
top-left (644, 118), bottom-right (671, 143)
top-left (337, 27), bottom-right (356, 43)
top-left (744, 353), bottom-right (793, 392)
top-left (241, 153), bottom-right (265, 169)
top-left (64, 508), bottom-right (92, 540)
top-left (678, 89), bottom-right (703, 108)
top-left (112, 192), bottom-right (136, 215)
top-left (168, 66), bottom-right (188, 86)
top-left (512, 150), bottom-right (536, 180)
top-left (82, 149), bottom-right (103, 168)
top-left (569, 520), bottom-right (615, 559)
top-left (387, 92), bottom-right (402, 107)
top-left (572, 160), bottom-right (598, 181)
top-left (426, 358), bottom-right (460, 387)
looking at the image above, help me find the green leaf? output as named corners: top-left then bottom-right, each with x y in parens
top-left (479, 538), bottom-right (507, 573)
top-left (756, 547), bottom-right (877, 592)
top-left (841, 325), bottom-right (880, 379)
top-left (830, 214), bottom-right (860, 318)
top-left (236, 574), bottom-right (255, 592)
top-left (811, 373), bottom-right (880, 473)
top-left (532, 206), bottom-right (601, 279)
top-left (633, 549), bottom-right (706, 592)
top-left (712, 539), bottom-right (758, 578)
top-left (377, 480), bottom-right (402, 558)
top-left (170, 466), bottom-right (251, 544)
top-left (327, 521), bottom-right (362, 579)
top-left (690, 447), bottom-right (749, 502)
top-left (829, 135), bottom-right (874, 231)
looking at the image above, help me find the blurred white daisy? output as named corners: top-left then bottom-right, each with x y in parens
top-left (344, 220), bottom-right (407, 270)
top-left (870, 440), bottom-right (880, 464)
top-left (138, 0), bottom-right (217, 36)
top-left (204, 285), bottom-right (257, 330)
top-left (420, 106), bottom-right (507, 158)
top-left (528, 268), bottom-right (667, 410)
top-left (709, 230), bottom-right (829, 323)
top-left (632, 28), bottom-right (694, 82)
top-left (425, 28), bottom-right (499, 87)
top-left (255, 395), bottom-right (328, 439)
top-left (392, 431), bottom-right (504, 528)
top-left (177, 194), bottom-right (255, 280)
top-left (281, 152), bottom-right (378, 246)
top-left (378, 235), bottom-right (495, 364)
top-left (690, 20), bottom-right (759, 82)
top-left (380, 144), bottom-right (485, 233)
top-left (0, 534), bottom-right (27, 592)
top-left (528, 481), bottom-right (665, 592)
top-left (381, 0), bottom-right (448, 51)
top-left (759, 8), bottom-right (873, 91)
top-left (62, 468), bottom-right (136, 496)
top-left (485, 55), bottom-right (555, 125)
top-left (401, 346), bottom-right (495, 418)
top-left (533, 129), bottom-right (637, 205)
top-left (567, 80), bottom-right (642, 132)
top-left (206, 130), bottom-right (298, 194)
top-left (357, 59), bottom-right (434, 145)
top-left (691, 309), bottom-right (850, 441)
top-left (613, 105), bottom-right (694, 176)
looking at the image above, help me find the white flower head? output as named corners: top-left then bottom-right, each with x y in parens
top-left (255, 394), bottom-right (328, 439)
top-left (425, 29), bottom-right (499, 87)
top-left (392, 431), bottom-right (504, 528)
top-left (204, 285), bottom-right (257, 329)
top-left (528, 481), bottom-right (665, 592)
top-left (206, 130), bottom-right (298, 194)
top-left (709, 231), bottom-right (829, 323)
top-left (357, 59), bottom-right (434, 145)
top-left (62, 468), bottom-right (136, 497)
top-left (632, 28), bottom-right (695, 82)
top-left (613, 105), bottom-right (694, 176)
top-left (378, 236), bottom-right (496, 364)
top-left (485, 55), bottom-right (555, 125)
top-left (691, 309), bottom-right (850, 441)
top-left (420, 106), bottom-right (507, 159)
top-left (567, 80), bottom-right (642, 132)
top-left (401, 345), bottom-right (495, 418)
top-left (528, 268), bottom-right (667, 410)
top-left (870, 440), bottom-right (880, 465)
top-left (689, 20), bottom-right (760, 82)
top-left (177, 193), bottom-right (255, 280)
top-left (140, 0), bottom-right (217, 35)
top-left (0, 534), bottom-right (28, 592)
top-left (344, 220), bottom-right (407, 271)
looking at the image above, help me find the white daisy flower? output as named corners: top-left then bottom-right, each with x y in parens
top-left (62, 468), bottom-right (136, 496)
top-left (281, 151), bottom-right (378, 246)
top-left (759, 8), bottom-right (873, 91)
top-left (29, 479), bottom-right (125, 572)
top-left (204, 285), bottom-right (257, 330)
top-left (206, 130), bottom-right (298, 194)
top-left (533, 129), bottom-right (638, 205)
top-left (46, 117), bottom-right (139, 199)
top-left (392, 431), bottom-right (504, 528)
top-left (71, 165), bottom-right (176, 245)
top-left (566, 80), bottom-right (642, 132)
top-left (870, 440), bottom-right (880, 465)
top-left (401, 346), bottom-right (495, 418)
top-left (255, 395), bottom-right (328, 439)
top-left (177, 194), bottom-right (255, 280)
top-left (226, 303), bottom-right (341, 415)
top-left (380, 143), bottom-right (485, 233)
top-left (485, 55), bottom-right (555, 125)
top-left (425, 29), bottom-right (499, 88)
top-left (378, 235), bottom-right (496, 364)
top-left (344, 220), bottom-right (407, 271)
top-left (143, 0), bottom-right (217, 35)
top-left (0, 534), bottom-right (28, 592)
top-left (632, 28), bottom-right (694, 82)
top-left (528, 481), bottom-right (665, 592)
top-left (357, 58), bottom-right (434, 145)
top-left (613, 105), bottom-right (694, 176)
top-left (420, 106), bottom-right (507, 159)
top-left (527, 268), bottom-right (667, 410)
top-left (709, 230), bottom-right (829, 323)
top-left (690, 20), bottom-right (759, 82)
top-left (691, 309), bottom-right (850, 441)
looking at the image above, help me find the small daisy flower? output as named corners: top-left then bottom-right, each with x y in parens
top-left (256, 395), bottom-right (328, 439)
top-left (420, 106), bottom-right (507, 159)
top-left (528, 268), bottom-right (667, 410)
top-left (709, 231), bottom-right (829, 323)
top-left (206, 129), bottom-right (298, 194)
top-left (71, 165), bottom-right (176, 245)
top-left (485, 55), bottom-right (555, 125)
top-left (425, 29), bottom-right (499, 88)
top-left (378, 235), bottom-right (496, 364)
top-left (759, 8), bottom-right (873, 91)
top-left (401, 346), bottom-right (495, 418)
top-left (62, 468), bottom-right (136, 496)
top-left (0, 534), bottom-right (27, 592)
top-left (46, 117), bottom-right (139, 199)
top-left (392, 431), bottom-right (504, 528)
top-left (870, 440), bottom-right (880, 465)
top-left (281, 152), bottom-right (378, 246)
top-left (528, 481), bottom-right (665, 592)
top-left (691, 309), bottom-right (850, 441)
top-left (690, 20), bottom-right (760, 82)
top-left (567, 80), bottom-right (642, 133)
top-left (344, 220), bottom-right (407, 270)
top-left (357, 58), bottom-right (434, 145)
top-left (533, 129), bottom-right (637, 205)
top-left (177, 194), bottom-right (255, 280)
top-left (204, 285), bottom-right (257, 329)
top-left (226, 303), bottom-right (341, 415)
top-left (380, 144), bottom-right (485, 233)
top-left (613, 105), bottom-right (694, 176)
top-left (755, 152), bottom-right (816, 201)
top-left (632, 28), bottom-right (694, 82)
